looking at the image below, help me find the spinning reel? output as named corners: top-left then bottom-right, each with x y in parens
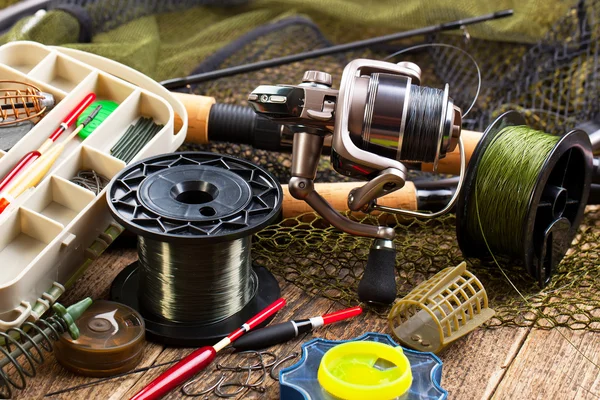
top-left (249, 59), bottom-right (465, 304)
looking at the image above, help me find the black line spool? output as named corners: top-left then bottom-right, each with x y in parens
top-left (108, 152), bottom-right (283, 346)
top-left (456, 111), bottom-right (593, 286)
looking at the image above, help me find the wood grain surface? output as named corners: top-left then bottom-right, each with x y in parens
top-left (9, 243), bottom-right (600, 400)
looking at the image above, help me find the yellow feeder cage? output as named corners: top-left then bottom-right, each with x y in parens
top-left (388, 262), bottom-right (495, 354)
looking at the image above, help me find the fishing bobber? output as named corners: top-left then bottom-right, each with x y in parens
top-left (388, 261), bottom-right (495, 354)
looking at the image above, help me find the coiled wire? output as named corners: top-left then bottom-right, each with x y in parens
top-left (400, 85), bottom-right (445, 163)
top-left (0, 315), bottom-right (68, 398)
top-left (138, 236), bottom-right (257, 324)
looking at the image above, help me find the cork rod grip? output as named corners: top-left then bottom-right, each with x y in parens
top-left (281, 181), bottom-right (418, 218)
top-left (172, 92), bottom-right (215, 144)
top-left (421, 129), bottom-right (482, 175)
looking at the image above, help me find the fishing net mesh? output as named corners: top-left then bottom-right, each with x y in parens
top-left (2, 0), bottom-right (600, 330)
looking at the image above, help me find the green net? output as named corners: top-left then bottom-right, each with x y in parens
top-left (1, 0), bottom-right (600, 331)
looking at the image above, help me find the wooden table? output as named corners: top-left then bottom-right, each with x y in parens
top-left (13, 244), bottom-right (600, 400)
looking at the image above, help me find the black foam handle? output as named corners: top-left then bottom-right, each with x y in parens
top-left (208, 103), bottom-right (283, 151)
top-left (233, 321), bottom-right (297, 351)
top-left (357, 247), bottom-right (397, 305)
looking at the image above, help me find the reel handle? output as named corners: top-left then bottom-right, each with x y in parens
top-left (288, 132), bottom-right (394, 241)
top-left (357, 239), bottom-right (397, 305)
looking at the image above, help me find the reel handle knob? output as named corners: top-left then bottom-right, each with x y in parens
top-left (302, 71), bottom-right (332, 87)
top-left (357, 239), bottom-right (397, 305)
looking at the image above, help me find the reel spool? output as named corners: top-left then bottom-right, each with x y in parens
top-left (456, 111), bottom-right (593, 286)
top-left (108, 152), bottom-right (283, 346)
top-left (54, 301), bottom-right (145, 377)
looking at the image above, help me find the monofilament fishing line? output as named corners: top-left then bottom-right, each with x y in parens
top-left (456, 111), bottom-right (593, 286)
top-left (107, 152), bottom-right (283, 346)
top-left (138, 236), bottom-right (255, 324)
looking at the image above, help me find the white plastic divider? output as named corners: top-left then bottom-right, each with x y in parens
top-left (0, 63), bottom-right (67, 100)
top-left (52, 144), bottom-right (126, 183)
top-left (22, 175), bottom-right (96, 225)
top-left (0, 207), bottom-right (63, 287)
top-left (84, 88), bottom-right (142, 154)
top-left (29, 53), bottom-right (94, 93)
top-left (0, 41), bottom-right (52, 74)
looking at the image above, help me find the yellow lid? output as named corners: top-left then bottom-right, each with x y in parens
top-left (317, 341), bottom-right (412, 400)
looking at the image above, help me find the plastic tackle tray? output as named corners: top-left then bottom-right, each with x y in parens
top-left (0, 41), bottom-right (187, 330)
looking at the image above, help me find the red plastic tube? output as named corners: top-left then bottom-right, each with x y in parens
top-left (322, 306), bottom-right (363, 325)
top-left (130, 298), bottom-right (286, 400)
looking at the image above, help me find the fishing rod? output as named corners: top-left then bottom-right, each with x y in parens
top-left (161, 9), bottom-right (513, 89)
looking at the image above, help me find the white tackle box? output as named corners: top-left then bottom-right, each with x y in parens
top-left (0, 41), bottom-right (188, 330)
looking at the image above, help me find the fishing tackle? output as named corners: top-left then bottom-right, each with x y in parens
top-left (0, 80), bottom-right (54, 126)
top-left (54, 300), bottom-right (145, 377)
top-left (0, 298), bottom-right (92, 399)
top-left (213, 352), bottom-right (267, 398)
top-left (388, 262), bottom-right (495, 353)
top-left (248, 60), bottom-right (465, 305)
top-left (129, 298), bottom-right (286, 400)
top-left (270, 352), bottom-right (300, 381)
top-left (217, 351), bottom-right (278, 371)
top-left (69, 169), bottom-right (110, 195)
top-left (232, 306), bottom-right (363, 351)
top-left (279, 332), bottom-right (447, 400)
top-left (0, 104), bottom-right (102, 213)
top-left (108, 152), bottom-right (283, 345)
top-left (0, 92), bottom-right (95, 194)
top-left (160, 10), bottom-right (512, 89)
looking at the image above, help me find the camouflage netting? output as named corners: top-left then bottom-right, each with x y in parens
top-left (1, 0), bottom-right (599, 330)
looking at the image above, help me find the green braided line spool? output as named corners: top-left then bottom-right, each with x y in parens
top-left (76, 100), bottom-right (119, 139)
top-left (468, 125), bottom-right (559, 256)
top-left (456, 111), bottom-right (593, 286)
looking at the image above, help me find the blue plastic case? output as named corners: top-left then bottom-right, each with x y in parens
top-left (279, 332), bottom-right (447, 400)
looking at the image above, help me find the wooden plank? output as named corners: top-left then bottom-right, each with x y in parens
top-left (6, 243), bottom-right (536, 400)
top-left (122, 281), bottom-right (337, 400)
top-left (492, 329), bottom-right (600, 399)
top-left (439, 327), bottom-right (530, 399)
top-left (11, 246), bottom-right (166, 400)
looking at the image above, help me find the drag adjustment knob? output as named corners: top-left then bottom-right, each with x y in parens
top-left (302, 71), bottom-right (333, 87)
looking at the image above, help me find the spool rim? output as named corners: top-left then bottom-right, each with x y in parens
top-left (107, 152), bottom-right (283, 243)
top-left (456, 111), bottom-right (593, 285)
top-left (522, 128), bottom-right (592, 284)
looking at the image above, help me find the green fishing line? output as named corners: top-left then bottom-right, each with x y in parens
top-left (468, 125), bottom-right (560, 256)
